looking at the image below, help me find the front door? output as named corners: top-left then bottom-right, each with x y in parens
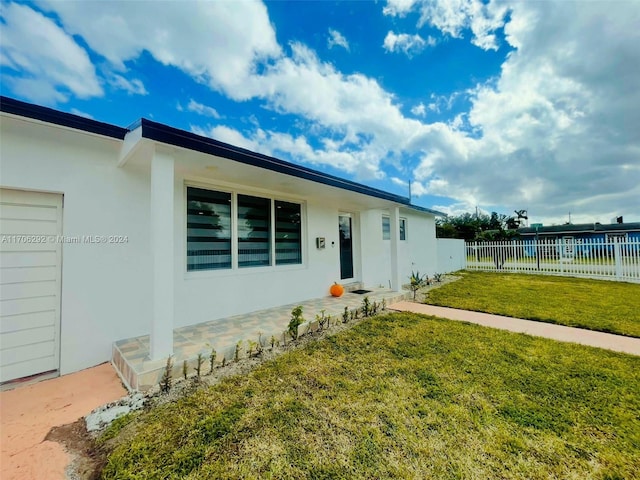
top-left (339, 214), bottom-right (354, 280)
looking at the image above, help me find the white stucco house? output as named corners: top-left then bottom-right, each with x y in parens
top-left (0, 96), bottom-right (443, 385)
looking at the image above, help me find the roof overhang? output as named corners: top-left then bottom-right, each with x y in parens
top-left (1, 96), bottom-right (445, 216)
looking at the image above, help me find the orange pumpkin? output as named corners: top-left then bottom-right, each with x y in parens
top-left (330, 282), bottom-right (344, 297)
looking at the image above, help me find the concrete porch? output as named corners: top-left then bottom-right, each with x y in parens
top-left (112, 287), bottom-right (410, 391)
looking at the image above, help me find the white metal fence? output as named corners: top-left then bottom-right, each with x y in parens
top-left (465, 237), bottom-right (640, 283)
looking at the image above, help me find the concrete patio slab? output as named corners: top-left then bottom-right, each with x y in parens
top-left (0, 363), bottom-right (127, 480)
top-left (389, 302), bottom-right (640, 356)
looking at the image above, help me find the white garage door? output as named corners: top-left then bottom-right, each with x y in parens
top-left (1, 188), bottom-right (62, 383)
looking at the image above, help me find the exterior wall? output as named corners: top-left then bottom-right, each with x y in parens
top-left (436, 238), bottom-right (466, 273)
top-left (1, 119), bottom-right (153, 375)
top-left (359, 208), bottom-right (437, 288)
top-left (173, 176), bottom-right (351, 327)
top-left (399, 210), bottom-right (438, 279)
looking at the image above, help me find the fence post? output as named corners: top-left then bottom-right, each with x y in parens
top-left (614, 238), bottom-right (622, 280)
top-left (558, 239), bottom-right (564, 274)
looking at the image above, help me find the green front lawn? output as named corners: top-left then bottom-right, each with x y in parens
top-left (425, 271), bottom-right (640, 337)
top-left (101, 313), bottom-right (640, 479)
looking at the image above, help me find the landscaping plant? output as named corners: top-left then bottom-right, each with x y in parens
top-left (409, 270), bottom-right (428, 301)
top-left (288, 305), bottom-right (304, 340)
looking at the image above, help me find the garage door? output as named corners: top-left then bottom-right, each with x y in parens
top-left (1, 188), bottom-right (62, 383)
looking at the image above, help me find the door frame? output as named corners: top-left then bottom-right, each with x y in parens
top-left (338, 212), bottom-right (360, 282)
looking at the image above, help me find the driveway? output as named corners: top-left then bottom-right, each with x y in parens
top-left (0, 363), bottom-right (126, 480)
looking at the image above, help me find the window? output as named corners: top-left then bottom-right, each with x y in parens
top-left (275, 200), bottom-right (302, 265)
top-left (382, 216), bottom-right (390, 240)
top-left (238, 194), bottom-right (271, 267)
top-left (382, 215), bottom-right (407, 240)
top-left (187, 188), bottom-right (231, 271)
top-left (186, 186), bottom-right (303, 272)
top-left (606, 233), bottom-right (628, 243)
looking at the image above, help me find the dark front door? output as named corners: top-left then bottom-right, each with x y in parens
top-left (339, 215), bottom-right (353, 280)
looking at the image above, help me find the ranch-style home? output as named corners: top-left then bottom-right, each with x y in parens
top-left (0, 96), bottom-right (442, 386)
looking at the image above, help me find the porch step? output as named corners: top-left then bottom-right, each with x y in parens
top-left (111, 287), bottom-right (411, 391)
top-left (341, 281), bottom-right (364, 293)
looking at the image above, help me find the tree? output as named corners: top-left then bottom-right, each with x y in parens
top-left (436, 210), bottom-right (522, 241)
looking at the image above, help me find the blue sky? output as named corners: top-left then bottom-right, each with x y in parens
top-left (2, 0), bottom-right (639, 224)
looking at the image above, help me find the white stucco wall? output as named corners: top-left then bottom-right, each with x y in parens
top-left (1, 118), bottom-right (153, 375)
top-left (359, 208), bottom-right (437, 288)
top-left (399, 209), bottom-right (438, 281)
top-left (436, 238), bottom-right (466, 273)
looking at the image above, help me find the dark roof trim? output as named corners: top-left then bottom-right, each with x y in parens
top-left (0, 96), bottom-right (127, 139)
top-left (140, 119), bottom-right (444, 215)
top-left (0, 96), bottom-right (444, 215)
top-left (405, 203), bottom-right (445, 216)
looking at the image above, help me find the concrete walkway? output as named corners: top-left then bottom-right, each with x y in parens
top-left (389, 302), bottom-right (640, 356)
top-left (0, 363), bottom-right (127, 480)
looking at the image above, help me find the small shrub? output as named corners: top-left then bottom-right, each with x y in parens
top-left (362, 296), bottom-right (371, 317)
top-left (371, 301), bottom-right (379, 315)
top-left (433, 273), bottom-right (443, 283)
top-left (270, 335), bottom-right (277, 349)
top-left (195, 353), bottom-right (204, 378)
top-left (289, 305), bottom-right (304, 340)
top-left (209, 348), bottom-right (217, 374)
top-left (381, 298), bottom-right (387, 311)
top-left (409, 270), bottom-right (427, 301)
top-left (235, 341), bottom-right (243, 362)
top-left (343, 306), bottom-right (350, 323)
top-left (247, 340), bottom-right (257, 357)
top-left (159, 355), bottom-right (173, 393)
top-left (316, 309), bottom-right (330, 331)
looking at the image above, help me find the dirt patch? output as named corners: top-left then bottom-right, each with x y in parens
top-left (46, 420), bottom-right (105, 480)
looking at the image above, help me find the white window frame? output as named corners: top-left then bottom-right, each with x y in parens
top-left (382, 215), bottom-right (390, 240)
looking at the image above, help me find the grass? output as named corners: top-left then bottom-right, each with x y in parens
top-left (101, 312), bottom-right (640, 479)
top-left (425, 271), bottom-right (640, 337)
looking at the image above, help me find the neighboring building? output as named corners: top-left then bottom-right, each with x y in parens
top-left (0, 96), bottom-right (443, 383)
top-left (518, 222), bottom-right (640, 258)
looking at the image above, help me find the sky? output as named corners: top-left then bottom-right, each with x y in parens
top-left (1, 0), bottom-right (639, 225)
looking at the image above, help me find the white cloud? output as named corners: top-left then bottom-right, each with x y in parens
top-left (411, 102), bottom-right (426, 117)
top-left (186, 99), bottom-right (220, 119)
top-left (327, 29), bottom-right (349, 51)
top-left (384, 0), bottom-right (508, 51)
top-left (383, 31), bottom-right (435, 57)
top-left (195, 124), bottom-right (371, 177)
top-left (35, 0), bottom-right (281, 97)
top-left (407, 1), bottom-right (640, 222)
top-left (0, 3), bottom-right (102, 103)
top-left (383, 0), bottom-right (419, 17)
top-left (108, 74), bottom-right (147, 95)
